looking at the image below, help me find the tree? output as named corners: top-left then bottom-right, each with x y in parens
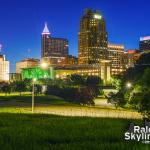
top-left (86, 76), bottom-right (103, 97)
top-left (79, 87), bottom-right (95, 105)
top-left (14, 81), bottom-right (27, 96)
top-left (138, 68), bottom-right (150, 90)
top-left (129, 68), bottom-right (150, 108)
top-left (1, 84), bottom-right (11, 95)
top-left (124, 52), bottom-right (150, 83)
top-left (111, 75), bottom-right (123, 91)
top-left (35, 84), bottom-right (42, 95)
top-left (70, 74), bottom-right (86, 88)
top-left (86, 76), bottom-right (103, 86)
top-left (139, 92), bottom-right (150, 120)
top-left (114, 52), bottom-right (150, 107)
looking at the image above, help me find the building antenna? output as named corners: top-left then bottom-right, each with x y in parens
top-left (0, 44), bottom-right (2, 54)
top-left (27, 49), bottom-right (31, 58)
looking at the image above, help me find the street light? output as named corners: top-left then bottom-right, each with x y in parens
top-left (126, 82), bottom-right (132, 89)
top-left (32, 78), bottom-right (37, 113)
top-left (40, 62), bottom-right (48, 69)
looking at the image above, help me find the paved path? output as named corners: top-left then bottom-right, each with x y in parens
top-left (94, 98), bottom-right (114, 107)
top-left (0, 97), bottom-right (142, 119)
top-left (32, 105), bottom-right (142, 119)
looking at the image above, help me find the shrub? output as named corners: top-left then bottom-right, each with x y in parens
top-left (45, 85), bottom-right (95, 105)
top-left (139, 92), bottom-right (150, 120)
top-left (1, 84), bottom-right (11, 95)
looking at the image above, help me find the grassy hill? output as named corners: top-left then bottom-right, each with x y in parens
top-left (0, 95), bottom-right (141, 119)
top-left (0, 94), bottom-right (147, 149)
top-left (0, 113), bottom-right (148, 150)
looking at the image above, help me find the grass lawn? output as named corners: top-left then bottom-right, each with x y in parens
top-left (0, 94), bottom-right (142, 119)
top-left (0, 94), bottom-right (148, 149)
top-left (0, 94), bottom-right (71, 105)
top-left (0, 113), bottom-right (149, 150)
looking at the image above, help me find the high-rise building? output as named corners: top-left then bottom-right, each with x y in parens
top-left (78, 9), bottom-right (108, 64)
top-left (140, 36), bottom-right (150, 52)
top-left (16, 58), bottom-right (40, 73)
top-left (66, 55), bottom-right (78, 65)
top-left (41, 23), bottom-right (69, 64)
top-left (0, 54), bottom-right (9, 81)
top-left (127, 49), bottom-right (142, 68)
top-left (108, 44), bottom-right (125, 75)
top-left (61, 55), bottom-right (78, 65)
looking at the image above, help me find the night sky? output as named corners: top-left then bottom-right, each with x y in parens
top-left (0, 0), bottom-right (150, 72)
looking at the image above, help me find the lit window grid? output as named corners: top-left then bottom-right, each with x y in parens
top-left (0, 61), bottom-right (9, 81)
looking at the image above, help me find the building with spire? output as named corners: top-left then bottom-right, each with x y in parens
top-left (18, 13), bottom-right (112, 84)
top-left (41, 23), bottom-right (69, 65)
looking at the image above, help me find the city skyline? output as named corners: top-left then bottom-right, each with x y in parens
top-left (0, 0), bottom-right (150, 72)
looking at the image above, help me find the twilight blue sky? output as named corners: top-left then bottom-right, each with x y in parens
top-left (0, 0), bottom-right (150, 72)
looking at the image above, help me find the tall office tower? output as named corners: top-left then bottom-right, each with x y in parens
top-left (108, 44), bottom-right (125, 75)
top-left (0, 54), bottom-right (9, 81)
top-left (140, 36), bottom-right (150, 52)
top-left (41, 23), bottom-right (69, 64)
top-left (78, 9), bottom-right (108, 64)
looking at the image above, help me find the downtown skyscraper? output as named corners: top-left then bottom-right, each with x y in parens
top-left (78, 9), bottom-right (108, 64)
top-left (140, 36), bottom-right (150, 52)
top-left (41, 23), bottom-right (69, 64)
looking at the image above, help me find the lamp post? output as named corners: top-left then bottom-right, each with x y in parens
top-left (32, 78), bottom-right (37, 113)
top-left (40, 62), bottom-right (48, 69)
top-left (126, 82), bottom-right (132, 89)
top-left (32, 62), bottom-right (48, 113)
top-left (40, 61), bottom-right (49, 93)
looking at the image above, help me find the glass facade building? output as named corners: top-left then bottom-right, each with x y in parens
top-left (108, 44), bottom-right (125, 75)
top-left (78, 9), bottom-right (108, 64)
top-left (140, 36), bottom-right (150, 52)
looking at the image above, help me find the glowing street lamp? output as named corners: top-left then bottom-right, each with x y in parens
top-left (40, 62), bottom-right (48, 69)
top-left (32, 78), bottom-right (37, 113)
top-left (126, 82), bottom-right (132, 89)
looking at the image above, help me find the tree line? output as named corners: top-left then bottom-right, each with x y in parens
top-left (0, 75), bottom-right (103, 105)
top-left (111, 52), bottom-right (150, 120)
